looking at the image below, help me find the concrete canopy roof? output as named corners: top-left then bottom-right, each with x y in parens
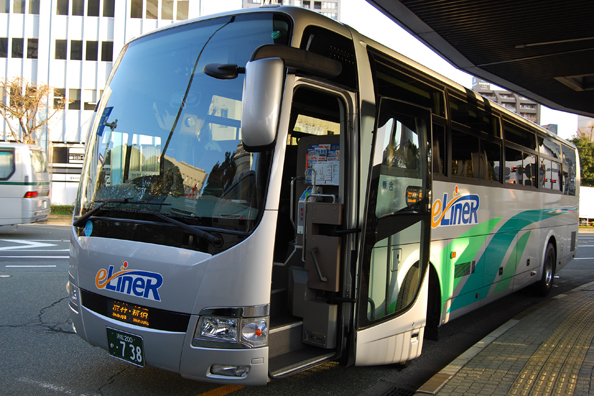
top-left (366, 0), bottom-right (594, 117)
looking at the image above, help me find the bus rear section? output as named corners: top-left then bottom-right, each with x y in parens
top-left (0, 143), bottom-right (51, 226)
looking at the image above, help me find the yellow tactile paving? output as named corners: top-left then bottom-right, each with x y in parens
top-left (509, 300), bottom-right (594, 396)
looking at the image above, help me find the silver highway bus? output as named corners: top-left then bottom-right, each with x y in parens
top-left (68, 6), bottom-right (579, 385)
top-left (0, 143), bottom-right (51, 226)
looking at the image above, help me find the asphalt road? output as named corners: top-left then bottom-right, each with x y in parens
top-left (1, 224), bottom-right (593, 396)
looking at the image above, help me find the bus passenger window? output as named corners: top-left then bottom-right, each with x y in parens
top-left (523, 154), bottom-right (537, 187)
top-left (505, 146), bottom-right (523, 185)
top-left (551, 161), bottom-right (561, 191)
top-left (482, 140), bottom-right (501, 182)
top-left (451, 129), bottom-right (478, 178)
top-left (562, 144), bottom-right (577, 196)
top-left (540, 159), bottom-right (552, 189)
top-left (539, 136), bottom-right (561, 160)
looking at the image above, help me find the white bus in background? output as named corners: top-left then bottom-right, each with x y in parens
top-left (0, 143), bottom-right (51, 226)
top-left (68, 6), bottom-right (579, 385)
top-left (579, 186), bottom-right (594, 225)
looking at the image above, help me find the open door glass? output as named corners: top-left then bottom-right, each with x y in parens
top-left (357, 98), bottom-right (432, 331)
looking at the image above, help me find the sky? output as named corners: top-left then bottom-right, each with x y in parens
top-left (205, 0), bottom-right (580, 141)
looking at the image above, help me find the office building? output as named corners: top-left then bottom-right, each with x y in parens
top-left (472, 78), bottom-right (541, 125)
top-left (242, 0), bottom-right (340, 20)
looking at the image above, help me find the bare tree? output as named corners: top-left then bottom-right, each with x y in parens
top-left (0, 76), bottom-right (69, 144)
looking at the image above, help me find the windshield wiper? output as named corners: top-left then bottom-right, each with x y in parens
top-left (72, 199), bottom-right (170, 227)
top-left (147, 210), bottom-right (223, 246)
top-left (74, 200), bottom-right (223, 246)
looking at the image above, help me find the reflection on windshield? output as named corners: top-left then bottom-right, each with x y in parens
top-left (75, 13), bottom-right (291, 236)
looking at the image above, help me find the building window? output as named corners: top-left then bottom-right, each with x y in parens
top-left (87, 0), bottom-right (99, 16)
top-left (131, 0), bottom-right (142, 18)
top-left (71, 40), bottom-right (83, 60)
top-left (103, 0), bottom-right (114, 17)
top-left (29, 0), bottom-right (39, 14)
top-left (72, 0), bottom-right (83, 15)
top-left (177, 0), bottom-right (188, 20)
top-left (0, 0), bottom-right (8, 13)
top-left (0, 38), bottom-right (7, 57)
top-left (13, 0), bottom-right (25, 13)
top-left (84, 89), bottom-right (97, 110)
top-left (146, 0), bottom-right (157, 19)
top-left (162, 0), bottom-right (173, 19)
top-left (101, 41), bottom-right (113, 61)
top-left (54, 88), bottom-right (66, 109)
top-left (55, 39), bottom-right (67, 59)
top-left (303, 0), bottom-right (310, 8)
top-left (27, 38), bottom-right (38, 59)
top-left (86, 40), bottom-right (98, 61)
top-left (69, 89), bottom-right (81, 110)
top-left (57, 0), bottom-right (69, 15)
top-left (12, 38), bottom-right (24, 58)
top-left (314, 1), bottom-right (321, 10)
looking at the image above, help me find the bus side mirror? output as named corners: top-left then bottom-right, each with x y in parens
top-left (241, 57), bottom-right (285, 152)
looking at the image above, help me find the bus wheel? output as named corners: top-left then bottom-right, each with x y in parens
top-left (535, 243), bottom-right (555, 297)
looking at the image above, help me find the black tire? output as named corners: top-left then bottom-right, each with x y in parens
top-left (535, 243), bottom-right (555, 296)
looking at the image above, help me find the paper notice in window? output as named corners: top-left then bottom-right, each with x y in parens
top-left (312, 160), bottom-right (339, 185)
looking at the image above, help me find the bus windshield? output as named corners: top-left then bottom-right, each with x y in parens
top-left (75, 13), bottom-right (291, 248)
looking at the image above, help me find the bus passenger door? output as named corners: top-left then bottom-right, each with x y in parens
top-left (355, 99), bottom-right (432, 365)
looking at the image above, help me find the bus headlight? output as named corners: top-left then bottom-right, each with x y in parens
top-left (194, 307), bottom-right (269, 348)
top-left (241, 317), bottom-right (268, 347)
top-left (197, 316), bottom-right (239, 342)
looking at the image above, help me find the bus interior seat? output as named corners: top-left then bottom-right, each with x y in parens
top-left (472, 150), bottom-right (488, 180)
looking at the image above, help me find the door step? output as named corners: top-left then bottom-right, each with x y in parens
top-left (269, 346), bottom-right (335, 378)
top-left (269, 319), bottom-right (303, 358)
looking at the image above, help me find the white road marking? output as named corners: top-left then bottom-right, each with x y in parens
top-left (5, 265), bottom-right (57, 268)
top-left (17, 377), bottom-right (99, 396)
top-left (0, 239), bottom-right (56, 251)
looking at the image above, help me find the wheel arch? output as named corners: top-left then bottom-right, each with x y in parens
top-left (544, 233), bottom-right (558, 273)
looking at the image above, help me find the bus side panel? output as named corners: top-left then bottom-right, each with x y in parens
top-left (431, 181), bottom-right (577, 326)
top-left (558, 224), bottom-right (579, 271)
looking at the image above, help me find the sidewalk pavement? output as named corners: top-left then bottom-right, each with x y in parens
top-left (415, 280), bottom-right (594, 395)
